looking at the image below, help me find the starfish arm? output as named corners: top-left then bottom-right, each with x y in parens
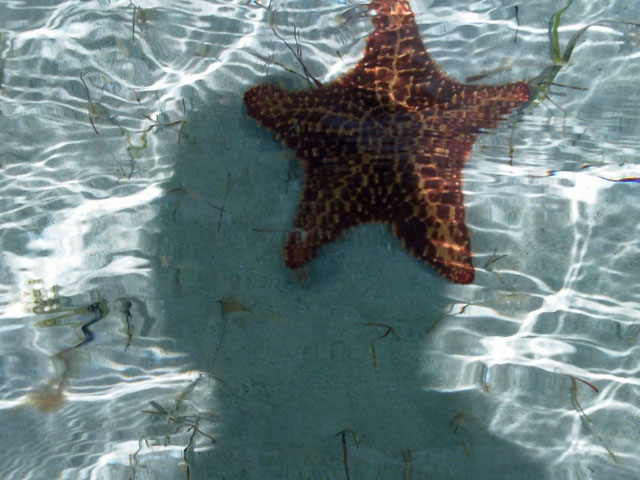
top-left (365, 110), bottom-right (475, 284)
top-left (283, 228), bottom-right (327, 268)
top-left (283, 215), bottom-right (346, 269)
top-left (390, 161), bottom-right (474, 284)
top-left (282, 173), bottom-right (349, 267)
top-left (391, 211), bottom-right (474, 284)
top-left (245, 85), bottom-right (377, 267)
top-left (438, 82), bottom-right (530, 118)
top-left (419, 85), bottom-right (529, 143)
top-left (244, 84), bottom-right (305, 150)
top-left (337, 0), bottom-right (529, 110)
top-left (244, 84), bottom-right (365, 158)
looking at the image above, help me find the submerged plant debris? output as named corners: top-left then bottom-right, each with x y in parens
top-left (569, 376), bottom-right (618, 463)
top-left (361, 322), bottom-right (398, 372)
top-left (137, 375), bottom-right (216, 480)
top-left (336, 428), bottom-right (360, 480)
top-left (23, 283), bottom-right (111, 412)
top-left (80, 72), bottom-right (100, 134)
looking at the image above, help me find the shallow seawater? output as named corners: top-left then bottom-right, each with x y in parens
top-left (1, 0), bottom-right (640, 479)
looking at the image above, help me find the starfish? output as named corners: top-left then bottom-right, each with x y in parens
top-left (244, 0), bottom-right (529, 284)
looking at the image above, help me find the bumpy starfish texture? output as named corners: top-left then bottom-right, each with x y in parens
top-left (244, 0), bottom-right (529, 284)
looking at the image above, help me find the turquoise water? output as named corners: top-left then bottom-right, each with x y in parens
top-left (1, 1), bottom-right (640, 479)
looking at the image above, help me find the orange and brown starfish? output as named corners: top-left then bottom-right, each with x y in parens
top-left (244, 0), bottom-right (529, 284)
